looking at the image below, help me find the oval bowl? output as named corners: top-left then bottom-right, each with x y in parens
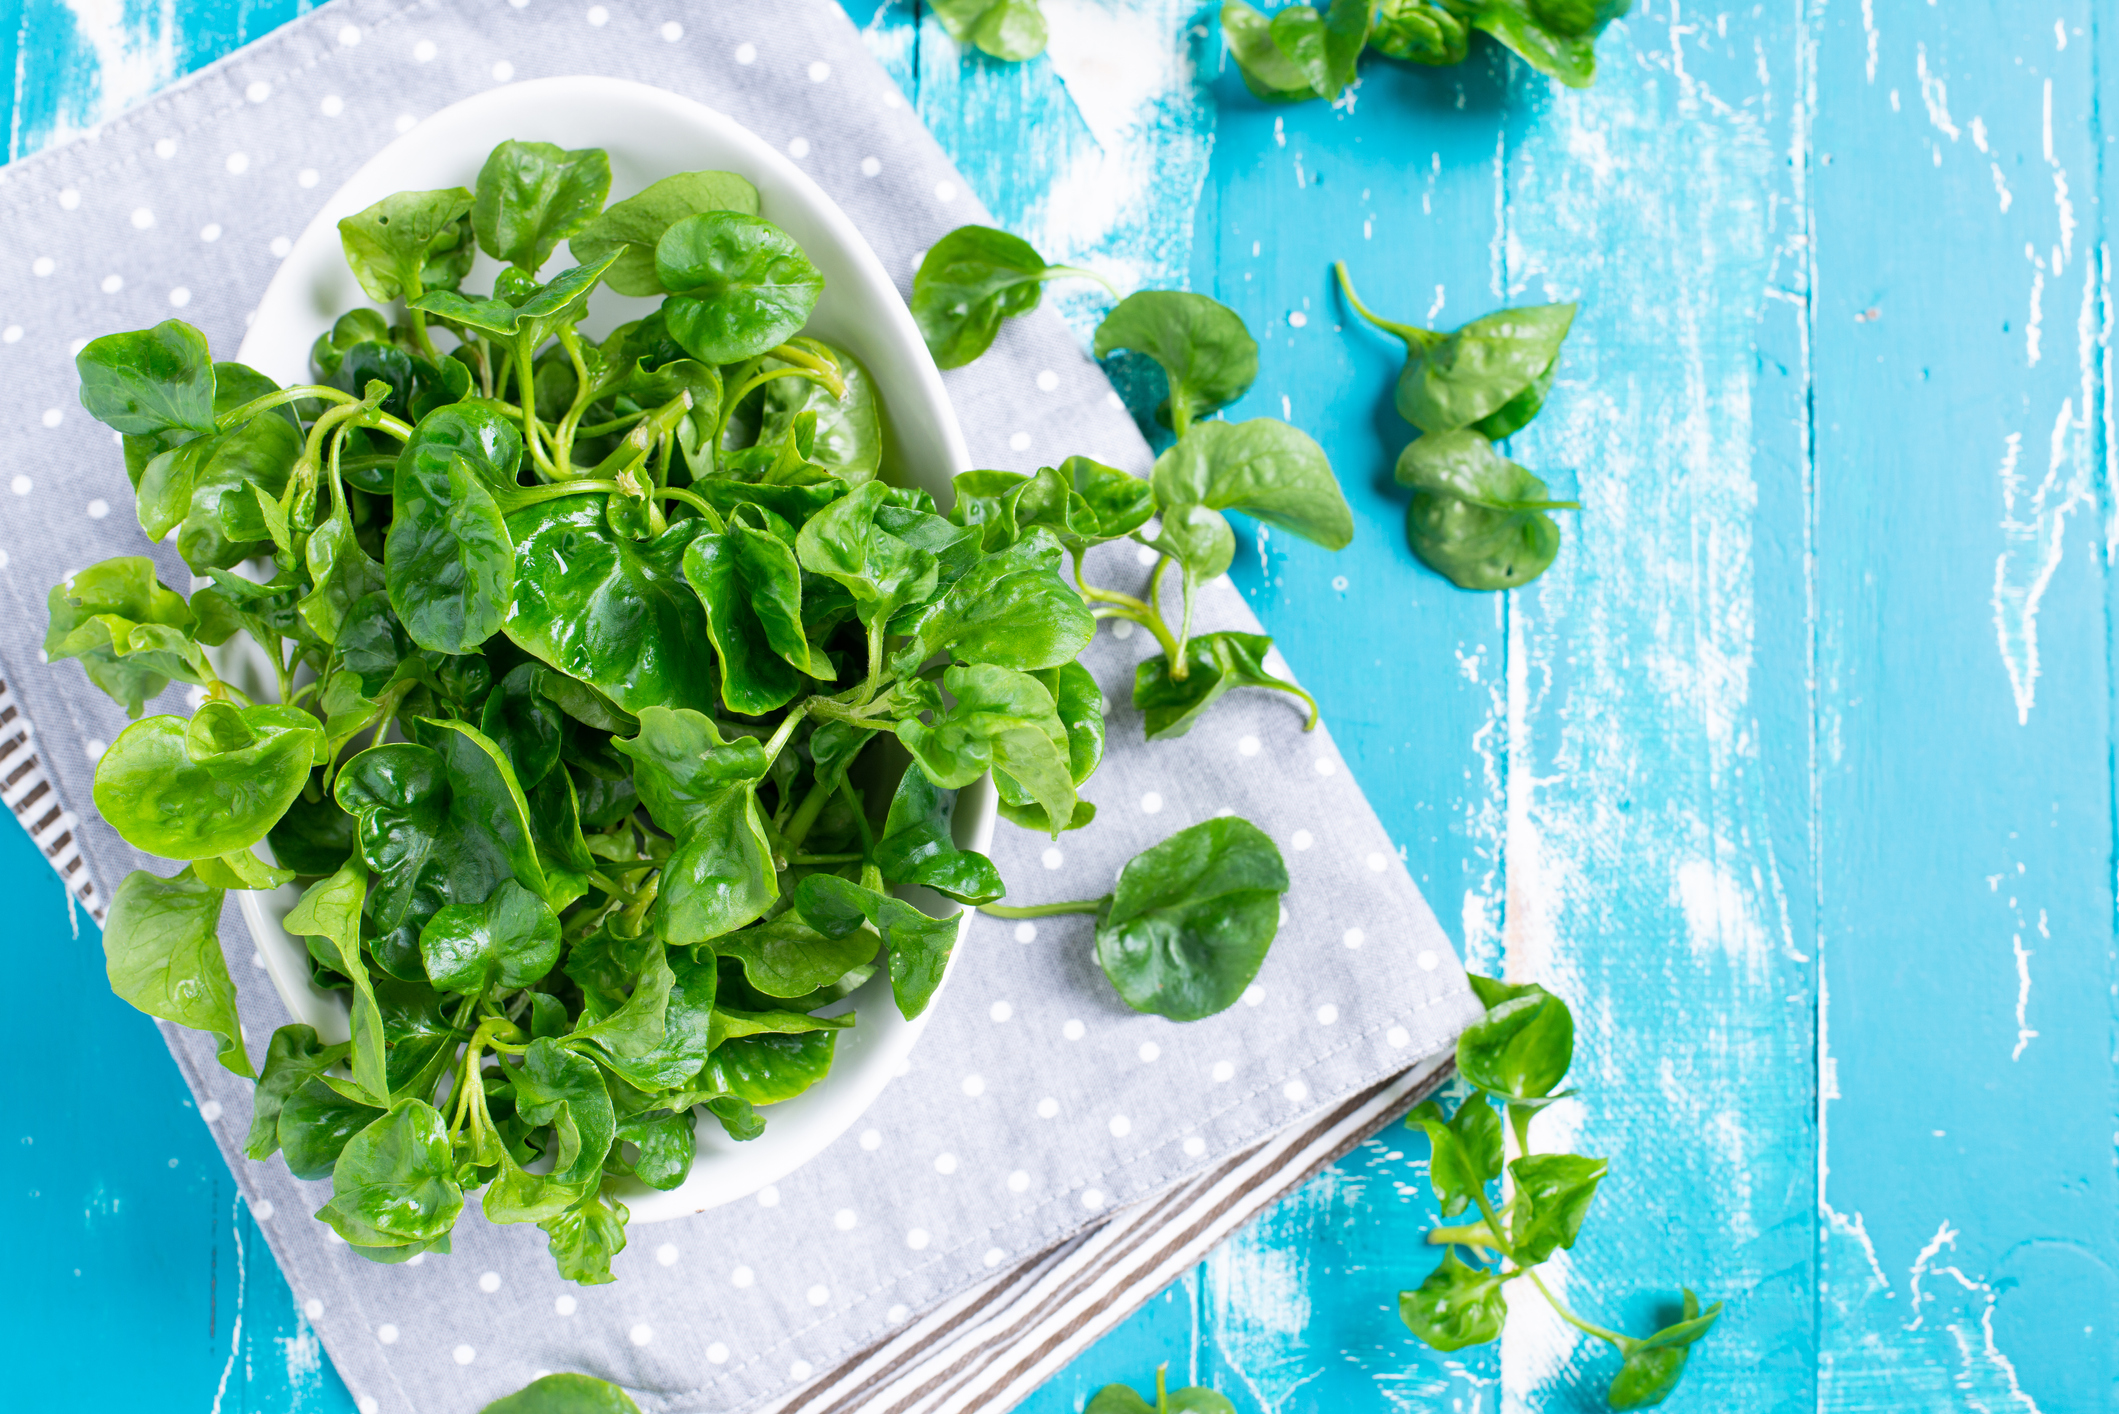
top-left (234, 75), bottom-right (984, 1221)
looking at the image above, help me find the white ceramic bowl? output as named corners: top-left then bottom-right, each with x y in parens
top-left (233, 76), bottom-right (985, 1220)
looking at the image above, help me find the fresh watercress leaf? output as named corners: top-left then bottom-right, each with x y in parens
top-left (794, 873), bottom-right (960, 1020)
top-left (94, 704), bottom-right (322, 860)
top-left (1085, 1366), bottom-right (1237, 1414)
top-left (511, 1037), bottom-right (618, 1187)
top-left (75, 320), bottom-right (218, 437)
top-left (570, 170), bottom-right (761, 297)
top-left (896, 663), bottom-right (1076, 833)
top-left (931, 0), bottom-right (1049, 61)
top-left (1398, 428), bottom-right (1577, 591)
top-left (44, 558), bottom-right (207, 716)
top-left (993, 660), bottom-right (1104, 835)
top-left (245, 1024), bottom-right (348, 1159)
top-left (1398, 1249), bottom-right (1506, 1352)
top-left (656, 211), bottom-right (825, 365)
top-left (611, 707), bottom-right (776, 944)
top-left (1093, 816), bottom-right (1287, 1021)
top-left (911, 225), bottom-right (1112, 368)
top-left (310, 308), bottom-right (393, 383)
top-left (1456, 972), bottom-right (1574, 1099)
top-left (684, 506), bottom-right (834, 716)
top-left (283, 860), bottom-right (390, 1104)
top-left (1606, 1290), bottom-right (1722, 1409)
top-left (797, 480), bottom-right (942, 633)
top-left (1369, 0), bottom-right (1472, 63)
top-left (1134, 631), bottom-right (1318, 741)
top-left (480, 662), bottom-right (567, 789)
top-left (715, 914), bottom-right (880, 1000)
top-left (480, 1373), bottom-right (642, 1414)
top-left (193, 846), bottom-right (297, 891)
top-left (1473, 0), bottom-right (1614, 88)
top-left (539, 1188), bottom-right (629, 1285)
top-left (315, 1098), bottom-right (465, 1249)
top-left (1405, 1093), bottom-right (1503, 1219)
top-left (1152, 417), bottom-right (1353, 550)
top-left (278, 1077), bottom-right (385, 1180)
top-left (709, 1005), bottom-right (853, 1050)
top-left (419, 878), bottom-right (562, 996)
top-left (1509, 1151), bottom-right (1606, 1264)
top-left (876, 768), bottom-right (1005, 905)
top-left (300, 482), bottom-right (388, 647)
top-left (611, 1110), bottom-right (696, 1191)
top-left (896, 528), bottom-right (1096, 674)
top-left (337, 188), bottom-right (476, 305)
top-left (757, 343), bottom-right (884, 484)
top-left (1338, 265), bottom-right (1576, 436)
top-left (579, 948), bottom-right (718, 1091)
top-left (697, 1027), bottom-right (838, 1106)
top-left (1093, 292), bottom-right (1258, 431)
top-left (473, 140), bottom-right (612, 273)
top-left (386, 403), bottom-right (521, 653)
top-left (1228, 0), bottom-right (1369, 101)
top-left (267, 791), bottom-right (358, 876)
top-left (103, 865), bottom-right (252, 1076)
top-left (1220, 1), bottom-right (1321, 100)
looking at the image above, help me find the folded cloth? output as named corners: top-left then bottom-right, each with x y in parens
top-left (0, 1), bottom-right (1482, 1409)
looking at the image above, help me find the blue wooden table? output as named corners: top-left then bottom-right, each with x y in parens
top-left (5, 1), bottom-right (2115, 1409)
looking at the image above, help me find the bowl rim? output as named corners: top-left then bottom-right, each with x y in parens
top-left (231, 74), bottom-right (987, 1222)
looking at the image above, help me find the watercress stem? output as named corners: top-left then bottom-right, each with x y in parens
top-left (758, 700), bottom-right (813, 769)
top-left (215, 383), bottom-right (359, 429)
top-left (1333, 261), bottom-right (1444, 349)
top-left (979, 897), bottom-right (1111, 919)
top-left (1525, 1269), bottom-right (1630, 1350)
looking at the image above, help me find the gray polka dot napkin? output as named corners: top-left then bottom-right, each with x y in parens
top-left (0, 0), bottom-right (1481, 1409)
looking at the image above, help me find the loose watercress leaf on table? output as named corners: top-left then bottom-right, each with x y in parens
top-left (75, 320), bottom-right (218, 437)
top-left (896, 663), bottom-right (1077, 834)
top-left (931, 0), bottom-right (1048, 61)
top-left (1456, 971), bottom-right (1575, 1100)
top-left (1508, 1151), bottom-right (1607, 1264)
top-left (1399, 1249), bottom-right (1506, 1352)
top-left (1085, 1373), bottom-right (1237, 1414)
top-left (1369, 0), bottom-right (1472, 63)
top-left (876, 768), bottom-right (1005, 905)
top-left (684, 506), bottom-right (833, 717)
top-left (1341, 269), bottom-right (1576, 436)
top-left (1606, 1289), bottom-right (1722, 1409)
top-left (419, 878), bottom-right (562, 995)
top-left (94, 703), bottom-right (322, 860)
top-left (1473, 0), bottom-right (1616, 88)
top-left (911, 225), bottom-right (1106, 368)
top-left (1263, 0), bottom-right (1372, 100)
top-left (540, 1188), bottom-right (628, 1285)
top-left (480, 1373), bottom-right (642, 1414)
top-left (103, 865), bottom-right (251, 1076)
top-left (1398, 428), bottom-right (1576, 590)
top-left (1093, 292), bottom-right (1258, 429)
top-left (315, 1098), bottom-right (464, 1249)
top-left (1093, 816), bottom-right (1288, 1021)
top-left (1405, 1094), bottom-right (1502, 1219)
top-left (570, 170), bottom-right (761, 297)
top-left (337, 188), bottom-right (476, 305)
top-left (473, 140), bottom-right (611, 273)
top-left (284, 860), bottom-right (390, 1104)
top-left (45, 558), bottom-right (202, 716)
top-left (1134, 630), bottom-right (1316, 741)
top-left (656, 211), bottom-right (825, 364)
top-left (795, 873), bottom-right (961, 1020)
top-left (1151, 417), bottom-right (1353, 550)
top-left (611, 707), bottom-right (776, 945)
top-left (246, 1024), bottom-right (348, 1159)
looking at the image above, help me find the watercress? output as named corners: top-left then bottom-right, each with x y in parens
top-left (1222, 0), bottom-right (1634, 97)
top-left (1087, 1365), bottom-right (1237, 1414)
top-left (931, 0), bottom-right (1051, 62)
top-left (1400, 973), bottom-right (1721, 1406)
top-left (911, 224), bottom-right (1117, 369)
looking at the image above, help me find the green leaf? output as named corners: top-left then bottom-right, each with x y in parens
top-left (611, 1110), bottom-right (696, 1191)
top-left (102, 866), bottom-right (249, 1076)
top-left (1152, 418), bottom-right (1353, 551)
top-left (1093, 291), bottom-right (1258, 427)
top-left (94, 704), bottom-right (321, 860)
top-left (299, 483), bottom-right (388, 647)
top-left (1475, 0), bottom-right (1604, 87)
top-left (75, 320), bottom-right (218, 437)
top-left (315, 1098), bottom-right (464, 1248)
top-left (386, 403), bottom-right (521, 653)
top-left (1509, 1151), bottom-right (1606, 1263)
top-left (284, 860), bottom-right (390, 1104)
top-left (569, 170), bottom-right (761, 297)
top-left (1093, 817), bottom-right (1288, 1021)
top-left (192, 845), bottom-right (295, 892)
top-left (473, 140), bottom-right (611, 272)
top-left (579, 947), bottom-right (718, 1090)
top-left (1266, 0), bottom-right (1372, 100)
top-left (1404, 1093), bottom-right (1502, 1218)
top-left (1399, 429), bottom-right (1574, 591)
top-left (412, 255), bottom-right (619, 348)
top-left (1086, 1371), bottom-right (1238, 1414)
top-left (1362, 289), bottom-right (1576, 436)
top-left (278, 1076), bottom-right (384, 1180)
top-left (696, 1027), bottom-right (838, 1106)
top-left (716, 914), bottom-right (881, 1000)
top-left (896, 663), bottom-right (1077, 834)
top-left (336, 188), bottom-right (476, 304)
top-left (245, 1024), bottom-right (348, 1159)
top-left (1369, 0), bottom-right (1472, 63)
top-left (1221, 2), bottom-right (1326, 100)
top-left (931, 0), bottom-right (1049, 60)
top-left (911, 225), bottom-right (1095, 368)
top-left (1607, 1289), bottom-right (1722, 1409)
top-left (796, 480), bottom-right (942, 631)
top-left (794, 873), bottom-right (961, 1020)
top-left (992, 661), bottom-right (1105, 834)
top-left (44, 558), bottom-right (203, 716)
top-left (267, 790), bottom-right (358, 876)
top-left (611, 707), bottom-right (777, 944)
top-left (756, 342), bottom-right (884, 484)
top-left (479, 1373), bottom-right (642, 1414)
top-left (1399, 1249), bottom-right (1506, 1352)
top-left (655, 211), bottom-right (825, 364)
top-left (158, 410), bottom-right (303, 573)
top-left (1456, 972), bottom-right (1574, 1100)
top-left (684, 506), bottom-right (834, 716)
top-left (708, 1005), bottom-right (854, 1050)
top-left (894, 528), bottom-right (1095, 674)
top-left (505, 496), bottom-right (719, 715)
top-left (1134, 630), bottom-right (1315, 741)
top-left (511, 1037), bottom-right (618, 1187)
top-left (419, 879), bottom-right (561, 995)
top-left (566, 945), bottom-right (674, 1062)
top-left (876, 768), bottom-right (1005, 905)
top-left (540, 1188), bottom-right (629, 1285)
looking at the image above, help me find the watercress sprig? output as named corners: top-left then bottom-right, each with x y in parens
top-left (931, 0), bottom-right (1051, 62)
top-left (1401, 973), bottom-right (1722, 1407)
top-left (1223, 0), bottom-right (1634, 98)
top-left (1087, 1364), bottom-right (1237, 1414)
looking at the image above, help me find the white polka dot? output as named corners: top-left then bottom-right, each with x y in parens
top-left (478, 1271), bottom-right (501, 1292)
top-left (198, 1099), bottom-right (221, 1122)
top-left (630, 1323), bottom-right (653, 1346)
top-left (1283, 1080), bottom-right (1308, 1102)
top-left (99, 274), bottom-right (123, 294)
top-left (1211, 1060), bottom-right (1234, 1082)
top-left (270, 237), bottom-right (291, 258)
top-left (13, 476), bottom-right (33, 496)
top-left (1138, 1042), bottom-right (1160, 1062)
top-left (1036, 369), bottom-right (1060, 392)
top-left (801, 57), bottom-right (831, 80)
top-left (154, 138), bottom-right (176, 157)
top-left (1135, 543), bottom-right (1160, 567)
top-left (226, 152), bottom-right (249, 173)
top-left (245, 81), bottom-right (271, 103)
top-left (961, 1074), bottom-right (985, 1097)
top-left (338, 24), bottom-right (361, 44)
top-left (413, 39), bottom-right (437, 60)
top-left (303, 1297), bottom-right (323, 1319)
top-left (357, 1399), bottom-right (378, 1414)
top-left (1184, 1136), bottom-right (1207, 1157)
top-left (860, 1128), bottom-right (882, 1150)
top-left (1289, 310), bottom-right (1308, 328)
top-left (327, 1229), bottom-right (345, 1244)
top-left (758, 1185), bottom-right (780, 1207)
top-left (252, 1198), bottom-right (274, 1221)
top-left (990, 1001), bottom-right (1013, 1022)
top-left (788, 137), bottom-right (811, 159)
top-left (732, 1265), bottom-right (755, 1287)
top-left (452, 1345), bottom-right (475, 1365)
top-left (1343, 928), bottom-right (1364, 950)
top-left (40, 408), bottom-right (61, 429)
top-left (1036, 1097), bottom-right (1059, 1119)
top-left (2, 326), bottom-right (20, 342)
top-left (661, 20), bottom-right (684, 41)
top-left (834, 1208), bottom-right (856, 1231)
top-left (1007, 1170), bottom-right (1030, 1193)
top-left (1081, 1189), bottom-right (1105, 1211)
top-left (1314, 757), bottom-right (1336, 776)
top-left (1242, 985), bottom-right (1265, 1007)
top-left (907, 1228), bottom-right (930, 1250)
top-left (707, 1343), bottom-right (729, 1363)
top-left (1387, 1026), bottom-right (1411, 1048)
top-left (1062, 1019), bottom-right (1084, 1041)
top-left (1291, 830), bottom-right (1314, 851)
top-left (166, 287), bottom-right (194, 311)
top-left (31, 257), bottom-right (53, 277)
top-left (935, 181), bottom-right (958, 201)
top-left (129, 206), bottom-right (154, 229)
top-left (320, 95), bottom-right (344, 117)
top-left (884, 89), bottom-right (903, 107)
top-left (656, 1243), bottom-right (679, 1266)
top-left (200, 224), bottom-right (221, 242)
top-left (1109, 1115), bottom-right (1131, 1138)
top-left (860, 155), bottom-right (882, 177)
top-left (1009, 430), bottom-right (1032, 451)
top-left (1418, 950), bottom-right (1439, 971)
top-left (1316, 1004), bottom-right (1340, 1025)
top-left (57, 188), bottom-right (80, 210)
top-left (983, 1247), bottom-right (1005, 1268)
top-left (376, 1323), bottom-right (398, 1344)
top-left (492, 60), bottom-right (514, 82)
top-left (791, 1361), bottom-right (814, 1381)
top-left (1140, 792), bottom-right (1163, 814)
top-left (935, 1152), bottom-right (958, 1174)
top-left (806, 1285), bottom-right (829, 1306)
top-left (1041, 847), bottom-right (1063, 870)
top-left (734, 41), bottom-right (757, 62)
top-left (1013, 921), bottom-right (1037, 943)
top-left (395, 114), bottom-right (416, 134)
top-left (1366, 852), bottom-right (1389, 872)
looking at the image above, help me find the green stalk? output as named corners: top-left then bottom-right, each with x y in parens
top-left (1334, 261), bottom-right (1445, 350)
top-left (514, 335), bottom-right (556, 478)
top-left (214, 383), bottom-right (360, 429)
top-left (980, 897), bottom-right (1110, 919)
top-left (1525, 1269), bottom-right (1631, 1351)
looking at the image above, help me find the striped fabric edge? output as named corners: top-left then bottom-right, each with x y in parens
top-left (755, 1050), bottom-right (1455, 1414)
top-left (0, 679), bottom-right (102, 921)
